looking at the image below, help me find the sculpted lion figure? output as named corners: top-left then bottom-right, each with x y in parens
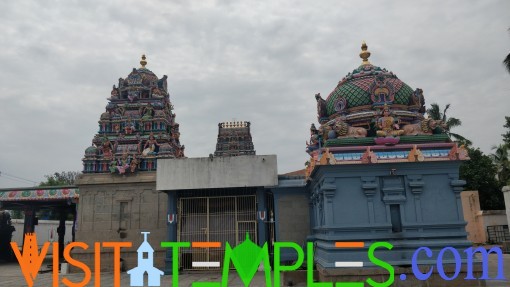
top-left (403, 119), bottom-right (443, 136)
top-left (320, 118), bottom-right (367, 139)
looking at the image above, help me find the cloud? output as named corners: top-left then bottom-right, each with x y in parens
top-left (1, 0), bottom-right (509, 188)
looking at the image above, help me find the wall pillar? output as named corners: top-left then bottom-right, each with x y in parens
top-left (321, 178), bottom-right (336, 227)
top-left (22, 207), bottom-right (36, 249)
top-left (361, 177), bottom-right (377, 224)
top-left (408, 175), bottom-right (424, 223)
top-left (164, 191), bottom-right (178, 275)
top-left (256, 187), bottom-right (267, 246)
top-left (57, 207), bottom-right (67, 261)
top-left (449, 174), bottom-right (466, 221)
top-left (503, 185), bottom-right (510, 233)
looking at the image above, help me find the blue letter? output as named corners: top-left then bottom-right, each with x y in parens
top-left (437, 247), bottom-right (461, 281)
top-left (464, 246), bottom-right (505, 280)
top-left (412, 247), bottom-right (433, 280)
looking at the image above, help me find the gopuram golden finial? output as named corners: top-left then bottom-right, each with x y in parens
top-left (140, 54), bottom-right (147, 68)
top-left (359, 41), bottom-right (371, 65)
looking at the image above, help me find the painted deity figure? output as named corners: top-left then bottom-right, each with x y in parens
top-left (124, 117), bottom-right (136, 135)
top-left (141, 104), bottom-right (154, 120)
top-left (101, 138), bottom-right (114, 159)
top-left (109, 159), bottom-right (117, 173)
top-left (376, 105), bottom-right (404, 137)
top-left (142, 133), bottom-right (159, 156)
top-left (116, 152), bottom-right (130, 174)
top-left (113, 123), bottom-right (121, 134)
top-left (130, 154), bottom-right (138, 172)
top-left (306, 123), bottom-right (320, 153)
top-left (110, 85), bottom-right (119, 99)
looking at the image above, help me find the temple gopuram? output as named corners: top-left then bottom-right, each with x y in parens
top-left (73, 56), bottom-right (185, 271)
top-left (214, 121), bottom-right (255, 157)
top-left (82, 55), bottom-right (185, 174)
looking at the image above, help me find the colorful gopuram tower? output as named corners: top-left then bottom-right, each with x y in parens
top-left (305, 43), bottom-right (474, 284)
top-left (214, 121), bottom-right (256, 157)
top-left (82, 55), bottom-right (185, 174)
top-left (74, 56), bottom-right (184, 271)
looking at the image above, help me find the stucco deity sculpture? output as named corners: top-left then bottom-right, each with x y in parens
top-left (376, 105), bottom-right (404, 137)
top-left (306, 124), bottom-right (320, 152)
top-left (142, 133), bottom-right (159, 156)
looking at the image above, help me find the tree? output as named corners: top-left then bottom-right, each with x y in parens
top-left (426, 103), bottom-right (472, 146)
top-left (505, 52), bottom-right (510, 74)
top-left (39, 171), bottom-right (79, 187)
top-left (503, 116), bottom-right (510, 145)
top-left (460, 148), bottom-right (504, 210)
top-left (37, 171), bottom-right (79, 220)
top-left (504, 28), bottom-right (510, 74)
top-left (491, 144), bottom-right (510, 186)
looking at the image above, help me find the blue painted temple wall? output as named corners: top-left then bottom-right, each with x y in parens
top-left (307, 161), bottom-right (471, 269)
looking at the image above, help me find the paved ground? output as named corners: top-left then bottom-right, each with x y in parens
top-left (0, 261), bottom-right (276, 287)
top-left (1, 254), bottom-right (509, 286)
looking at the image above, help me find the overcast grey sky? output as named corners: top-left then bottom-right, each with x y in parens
top-left (0, 0), bottom-right (509, 188)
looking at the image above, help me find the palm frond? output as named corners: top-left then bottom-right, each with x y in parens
top-left (504, 52), bottom-right (510, 74)
top-left (446, 117), bottom-right (462, 129)
top-left (442, 104), bottom-right (451, 122)
top-left (427, 103), bottom-right (441, 120)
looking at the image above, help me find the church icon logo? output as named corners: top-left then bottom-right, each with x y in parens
top-left (127, 232), bottom-right (164, 287)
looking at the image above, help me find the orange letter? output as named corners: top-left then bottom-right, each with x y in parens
top-left (95, 242), bottom-right (101, 287)
top-left (103, 242), bottom-right (132, 287)
top-left (53, 242), bottom-right (59, 287)
top-left (11, 233), bottom-right (50, 287)
top-left (62, 242), bottom-right (91, 287)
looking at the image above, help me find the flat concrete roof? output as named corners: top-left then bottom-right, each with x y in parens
top-left (156, 155), bottom-right (278, 191)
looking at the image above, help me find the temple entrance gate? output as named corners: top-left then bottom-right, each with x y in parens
top-left (178, 195), bottom-right (257, 270)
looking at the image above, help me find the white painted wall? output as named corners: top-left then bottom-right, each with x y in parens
top-left (157, 155), bottom-right (278, 190)
top-left (503, 186), bottom-right (510, 234)
top-left (11, 219), bottom-right (74, 254)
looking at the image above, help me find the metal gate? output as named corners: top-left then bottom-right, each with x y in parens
top-left (487, 225), bottom-right (510, 244)
top-left (178, 195), bottom-right (257, 270)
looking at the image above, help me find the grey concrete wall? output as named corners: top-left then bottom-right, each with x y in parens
top-left (156, 155), bottom-right (278, 190)
top-left (74, 172), bottom-right (167, 271)
top-left (275, 190), bottom-right (310, 244)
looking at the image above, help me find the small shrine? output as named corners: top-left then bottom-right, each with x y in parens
top-left (82, 55), bottom-right (185, 174)
top-left (305, 43), bottom-right (473, 283)
top-left (214, 121), bottom-right (256, 157)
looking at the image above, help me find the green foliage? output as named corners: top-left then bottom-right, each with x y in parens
top-left (426, 103), bottom-right (472, 146)
top-left (39, 171), bottom-right (79, 187)
top-left (503, 116), bottom-right (510, 145)
top-left (460, 148), bottom-right (504, 210)
top-left (504, 29), bottom-right (510, 74)
top-left (491, 144), bottom-right (510, 186)
top-left (10, 210), bottom-right (23, 219)
top-left (504, 52), bottom-right (510, 74)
